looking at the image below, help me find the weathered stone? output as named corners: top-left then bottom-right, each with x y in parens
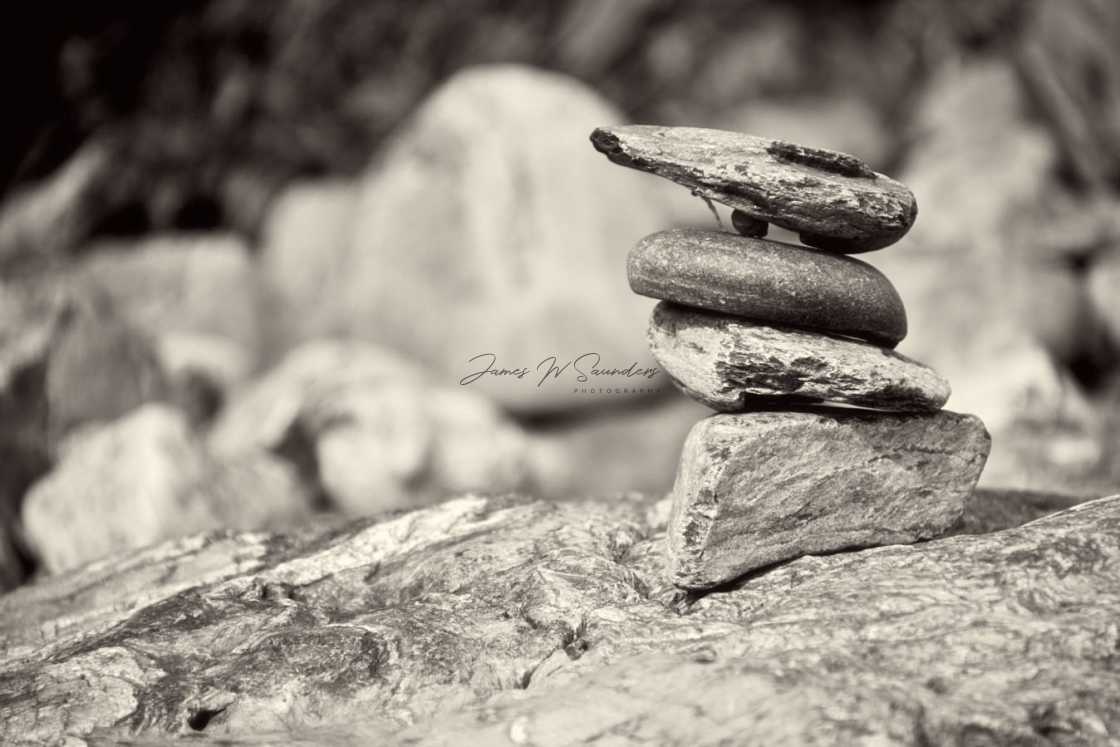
top-left (21, 404), bottom-right (210, 573)
top-left (668, 409), bottom-right (990, 589)
top-left (20, 404), bottom-right (314, 574)
top-left (335, 65), bottom-right (697, 413)
top-left (591, 125), bottom-right (917, 252)
top-left (629, 229), bottom-right (907, 346)
top-left (0, 489), bottom-right (1116, 744)
top-left (649, 303), bottom-right (949, 412)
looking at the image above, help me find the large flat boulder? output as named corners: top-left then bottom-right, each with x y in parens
top-left (0, 488), bottom-right (1116, 744)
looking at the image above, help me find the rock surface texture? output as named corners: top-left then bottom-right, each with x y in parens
top-left (649, 302), bottom-right (948, 412)
top-left (0, 490), bottom-right (1116, 744)
top-left (667, 409), bottom-right (991, 588)
top-left (591, 125), bottom-right (918, 252)
top-left (629, 229), bottom-right (907, 346)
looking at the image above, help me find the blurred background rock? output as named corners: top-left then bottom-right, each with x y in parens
top-left (1, 0), bottom-right (1118, 589)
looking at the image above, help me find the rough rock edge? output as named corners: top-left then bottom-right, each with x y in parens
top-left (590, 125), bottom-right (917, 252)
top-left (648, 303), bottom-right (948, 412)
top-left (667, 410), bottom-right (990, 588)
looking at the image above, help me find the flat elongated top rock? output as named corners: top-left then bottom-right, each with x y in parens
top-left (591, 125), bottom-right (917, 253)
top-left (669, 409), bottom-right (990, 589)
top-left (649, 302), bottom-right (948, 412)
top-left (629, 229), bottom-right (907, 346)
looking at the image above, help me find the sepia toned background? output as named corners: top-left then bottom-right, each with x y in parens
top-left (2, 0), bottom-right (1119, 593)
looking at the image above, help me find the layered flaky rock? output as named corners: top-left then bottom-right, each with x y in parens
top-left (629, 229), bottom-right (907, 346)
top-left (666, 409), bottom-right (991, 589)
top-left (0, 490), bottom-right (1116, 744)
top-left (591, 125), bottom-right (917, 252)
top-left (649, 302), bottom-right (948, 412)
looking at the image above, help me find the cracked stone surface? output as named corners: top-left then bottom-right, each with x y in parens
top-left (591, 125), bottom-right (917, 253)
top-left (668, 409), bottom-right (991, 589)
top-left (3, 486), bottom-right (1119, 744)
top-left (648, 302), bottom-right (948, 412)
top-left (628, 229), bottom-right (907, 347)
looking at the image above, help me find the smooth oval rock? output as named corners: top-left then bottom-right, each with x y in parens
top-left (649, 302), bottom-right (948, 412)
top-left (668, 408), bottom-right (991, 589)
top-left (591, 125), bottom-right (917, 253)
top-left (629, 229), bottom-right (908, 346)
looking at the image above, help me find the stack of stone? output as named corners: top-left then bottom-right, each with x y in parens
top-left (591, 126), bottom-right (991, 590)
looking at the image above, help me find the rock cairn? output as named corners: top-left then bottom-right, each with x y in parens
top-left (591, 126), bottom-right (991, 589)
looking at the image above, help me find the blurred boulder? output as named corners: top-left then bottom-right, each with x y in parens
top-left (21, 405), bottom-right (209, 573)
top-left (258, 180), bottom-right (360, 361)
top-left (21, 404), bottom-right (312, 574)
top-left (209, 339), bottom-right (425, 456)
top-left (1014, 0), bottom-right (1120, 189)
top-left (0, 275), bottom-right (169, 449)
top-left (870, 59), bottom-right (1107, 491)
top-left (187, 450), bottom-right (314, 533)
top-left (309, 384), bottom-right (531, 515)
top-left (1, 489), bottom-right (1118, 743)
top-left (332, 64), bottom-right (693, 413)
top-left (211, 339), bottom-right (533, 514)
top-left (74, 233), bottom-right (260, 424)
top-left (78, 233), bottom-right (260, 358)
top-left (46, 290), bottom-right (170, 441)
